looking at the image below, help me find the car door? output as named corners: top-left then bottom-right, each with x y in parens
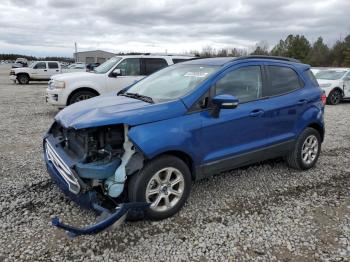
top-left (31, 62), bottom-right (47, 79)
top-left (106, 58), bottom-right (143, 92)
top-left (196, 64), bottom-right (270, 171)
top-left (47, 62), bottom-right (60, 76)
top-left (343, 71), bottom-right (350, 97)
top-left (262, 63), bottom-right (306, 144)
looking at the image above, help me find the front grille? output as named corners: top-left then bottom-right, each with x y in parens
top-left (45, 140), bottom-right (81, 194)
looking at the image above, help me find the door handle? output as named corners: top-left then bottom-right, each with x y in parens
top-left (249, 109), bottom-right (264, 117)
top-left (44, 70), bottom-right (47, 72)
top-left (297, 99), bottom-right (308, 105)
top-left (56, 70), bottom-right (59, 72)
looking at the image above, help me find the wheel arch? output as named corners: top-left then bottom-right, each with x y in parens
top-left (147, 150), bottom-right (196, 181)
top-left (307, 122), bottom-right (325, 142)
top-left (16, 72), bottom-right (30, 79)
top-left (67, 87), bottom-right (100, 105)
top-left (330, 87), bottom-right (344, 97)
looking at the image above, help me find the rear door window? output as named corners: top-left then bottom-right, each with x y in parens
top-left (267, 66), bottom-right (303, 96)
top-left (48, 62), bottom-right (59, 69)
top-left (142, 58), bottom-right (168, 75)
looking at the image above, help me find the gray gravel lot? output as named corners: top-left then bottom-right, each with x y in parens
top-left (0, 64), bottom-right (350, 261)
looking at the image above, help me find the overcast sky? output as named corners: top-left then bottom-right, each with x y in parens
top-left (0, 0), bottom-right (349, 57)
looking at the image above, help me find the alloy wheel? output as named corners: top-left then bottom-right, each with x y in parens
top-left (145, 167), bottom-right (185, 212)
top-left (301, 135), bottom-right (319, 165)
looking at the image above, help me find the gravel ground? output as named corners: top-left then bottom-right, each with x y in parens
top-left (0, 64), bottom-right (350, 261)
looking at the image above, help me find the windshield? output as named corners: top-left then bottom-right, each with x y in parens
top-left (125, 64), bottom-right (219, 103)
top-left (94, 57), bottom-right (122, 74)
top-left (315, 70), bottom-right (347, 80)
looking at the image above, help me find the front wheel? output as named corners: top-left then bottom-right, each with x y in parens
top-left (327, 89), bottom-right (342, 105)
top-left (128, 155), bottom-right (192, 220)
top-left (17, 74), bottom-right (29, 84)
top-left (285, 127), bottom-right (321, 170)
top-left (68, 90), bottom-right (97, 105)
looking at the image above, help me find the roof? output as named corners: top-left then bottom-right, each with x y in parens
top-left (184, 57), bottom-right (234, 66)
top-left (183, 56), bottom-right (305, 66)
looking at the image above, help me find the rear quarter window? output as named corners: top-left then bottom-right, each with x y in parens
top-left (305, 69), bottom-right (319, 86)
top-left (267, 66), bottom-right (303, 96)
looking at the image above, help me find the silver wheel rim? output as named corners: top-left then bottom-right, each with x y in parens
top-left (301, 135), bottom-right (318, 165)
top-left (145, 167), bottom-right (185, 212)
top-left (75, 94), bottom-right (92, 102)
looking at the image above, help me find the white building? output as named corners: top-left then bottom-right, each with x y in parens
top-left (74, 50), bottom-right (115, 64)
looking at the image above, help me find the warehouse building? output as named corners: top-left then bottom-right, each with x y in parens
top-left (73, 50), bottom-right (115, 64)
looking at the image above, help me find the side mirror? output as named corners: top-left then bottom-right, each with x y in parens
top-left (111, 68), bottom-right (121, 77)
top-left (211, 94), bottom-right (239, 118)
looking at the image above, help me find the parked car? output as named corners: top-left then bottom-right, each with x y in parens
top-left (67, 63), bottom-right (87, 69)
top-left (44, 56), bottom-right (325, 236)
top-left (314, 68), bottom-right (350, 105)
top-left (11, 57), bottom-right (28, 68)
top-left (46, 55), bottom-right (195, 106)
top-left (9, 61), bottom-right (87, 84)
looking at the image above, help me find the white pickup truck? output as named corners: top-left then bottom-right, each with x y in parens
top-left (46, 55), bottom-right (194, 107)
top-left (9, 61), bottom-right (86, 84)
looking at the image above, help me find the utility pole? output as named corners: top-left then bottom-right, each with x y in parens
top-left (74, 42), bottom-right (78, 62)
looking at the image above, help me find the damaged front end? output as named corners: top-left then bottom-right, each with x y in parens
top-left (44, 121), bottom-right (147, 237)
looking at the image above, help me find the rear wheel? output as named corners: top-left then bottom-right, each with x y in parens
top-left (68, 90), bottom-right (97, 105)
top-left (17, 74), bottom-right (29, 84)
top-left (128, 155), bottom-right (192, 220)
top-left (327, 89), bottom-right (342, 105)
top-left (286, 127), bottom-right (321, 170)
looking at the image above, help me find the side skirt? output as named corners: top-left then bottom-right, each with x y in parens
top-left (195, 140), bottom-right (295, 180)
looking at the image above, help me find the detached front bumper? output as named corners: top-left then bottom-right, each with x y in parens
top-left (43, 137), bottom-right (148, 237)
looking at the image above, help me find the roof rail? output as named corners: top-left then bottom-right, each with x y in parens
top-left (235, 55), bottom-right (301, 63)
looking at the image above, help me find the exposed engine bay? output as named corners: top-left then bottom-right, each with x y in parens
top-left (45, 122), bottom-right (148, 237)
top-left (48, 122), bottom-right (144, 199)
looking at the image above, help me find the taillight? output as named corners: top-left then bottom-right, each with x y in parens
top-left (321, 92), bottom-right (326, 105)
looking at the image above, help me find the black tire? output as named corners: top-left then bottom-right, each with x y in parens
top-left (17, 74), bottom-right (29, 84)
top-left (68, 90), bottom-right (97, 105)
top-left (326, 89), bottom-right (342, 105)
top-left (128, 155), bottom-right (192, 220)
top-left (286, 127), bottom-right (321, 170)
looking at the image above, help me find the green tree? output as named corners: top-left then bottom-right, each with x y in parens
top-left (251, 40), bottom-right (269, 55)
top-left (306, 37), bottom-right (330, 66)
top-left (271, 35), bottom-right (311, 62)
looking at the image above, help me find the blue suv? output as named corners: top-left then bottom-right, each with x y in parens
top-left (44, 56), bottom-right (325, 235)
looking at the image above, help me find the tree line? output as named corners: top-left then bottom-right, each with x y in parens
top-left (191, 34), bottom-right (350, 67)
top-left (0, 54), bottom-right (74, 63)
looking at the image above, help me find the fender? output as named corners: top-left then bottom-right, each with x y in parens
top-left (294, 103), bottom-right (324, 138)
top-left (128, 114), bottom-right (203, 165)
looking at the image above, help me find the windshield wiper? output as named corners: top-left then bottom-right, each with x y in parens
top-left (120, 92), bottom-right (154, 104)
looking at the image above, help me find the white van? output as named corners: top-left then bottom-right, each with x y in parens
top-left (46, 55), bottom-right (195, 107)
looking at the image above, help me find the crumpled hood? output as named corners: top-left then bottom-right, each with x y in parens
top-left (55, 93), bottom-right (187, 129)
